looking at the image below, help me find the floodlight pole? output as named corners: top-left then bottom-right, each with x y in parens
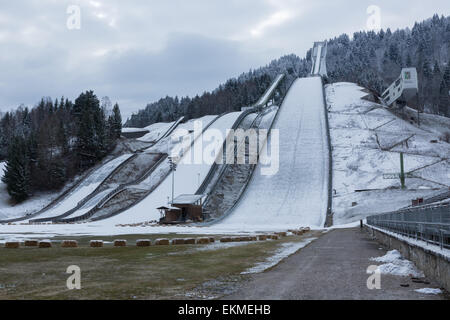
top-left (400, 152), bottom-right (406, 189)
top-left (168, 157), bottom-right (178, 204)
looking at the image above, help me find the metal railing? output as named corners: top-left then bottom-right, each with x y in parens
top-left (366, 203), bottom-right (450, 250)
top-left (320, 76), bottom-right (333, 227)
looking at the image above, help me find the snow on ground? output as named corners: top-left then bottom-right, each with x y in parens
top-left (0, 162), bottom-right (77, 220)
top-left (122, 127), bottom-right (149, 133)
top-left (217, 77), bottom-right (329, 230)
top-left (415, 288), bottom-right (443, 295)
top-left (90, 112), bottom-right (241, 224)
top-left (147, 115), bottom-right (217, 155)
top-left (136, 121), bottom-right (175, 143)
top-left (241, 238), bottom-right (318, 274)
top-left (370, 250), bottom-right (424, 278)
top-left (21, 154), bottom-right (134, 222)
top-left (326, 83), bottom-right (450, 225)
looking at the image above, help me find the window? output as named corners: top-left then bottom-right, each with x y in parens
top-left (404, 71), bottom-right (411, 80)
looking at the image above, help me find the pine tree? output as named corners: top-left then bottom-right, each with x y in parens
top-left (111, 103), bottom-right (122, 139)
top-left (438, 64), bottom-right (450, 116)
top-left (2, 136), bottom-right (31, 203)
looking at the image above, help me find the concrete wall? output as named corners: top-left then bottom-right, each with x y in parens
top-left (365, 225), bottom-right (450, 292)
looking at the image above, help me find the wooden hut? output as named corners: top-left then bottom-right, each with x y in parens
top-left (158, 194), bottom-right (204, 224)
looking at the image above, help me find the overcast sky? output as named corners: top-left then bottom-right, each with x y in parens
top-left (0, 0), bottom-right (448, 119)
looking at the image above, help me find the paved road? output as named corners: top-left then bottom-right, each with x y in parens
top-left (226, 228), bottom-right (447, 300)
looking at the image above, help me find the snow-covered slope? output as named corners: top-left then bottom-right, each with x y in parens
top-left (327, 82), bottom-right (450, 225)
top-left (24, 154), bottom-right (134, 222)
top-left (60, 115), bottom-right (218, 221)
top-left (0, 161), bottom-right (67, 220)
top-left (95, 111), bottom-right (242, 224)
top-left (218, 77), bottom-right (329, 230)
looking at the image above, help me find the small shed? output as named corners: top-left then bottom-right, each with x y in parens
top-left (158, 194), bottom-right (205, 224)
top-left (157, 206), bottom-right (181, 223)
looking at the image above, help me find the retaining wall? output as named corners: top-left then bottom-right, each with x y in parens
top-left (365, 225), bottom-right (450, 292)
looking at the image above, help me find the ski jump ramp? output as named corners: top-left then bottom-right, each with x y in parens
top-left (218, 77), bottom-right (330, 230)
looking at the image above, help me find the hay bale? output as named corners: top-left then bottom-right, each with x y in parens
top-left (136, 239), bottom-right (151, 247)
top-left (61, 240), bottom-right (78, 248)
top-left (24, 240), bottom-right (38, 247)
top-left (250, 236), bottom-right (258, 241)
top-left (276, 232), bottom-right (287, 237)
top-left (171, 238), bottom-right (186, 245)
top-left (154, 239), bottom-right (170, 246)
top-left (220, 237), bottom-right (232, 243)
top-left (114, 239), bottom-right (127, 247)
top-left (38, 240), bottom-right (52, 248)
top-left (209, 237), bottom-right (216, 243)
top-left (231, 237), bottom-right (241, 242)
top-left (184, 238), bottom-right (196, 245)
top-left (5, 242), bottom-right (20, 249)
top-left (270, 235), bottom-right (280, 240)
top-left (258, 235), bottom-right (267, 241)
top-left (90, 240), bottom-right (104, 248)
top-left (196, 238), bottom-right (210, 245)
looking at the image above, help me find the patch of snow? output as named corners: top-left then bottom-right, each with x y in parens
top-left (137, 121), bottom-right (175, 143)
top-left (370, 250), bottom-right (424, 277)
top-left (122, 128), bottom-right (149, 133)
top-left (241, 238), bottom-right (317, 274)
top-left (415, 288), bottom-right (443, 295)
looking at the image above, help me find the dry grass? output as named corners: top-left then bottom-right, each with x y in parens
top-left (0, 232), bottom-right (321, 300)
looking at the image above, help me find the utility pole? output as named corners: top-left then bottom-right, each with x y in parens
top-left (168, 156), bottom-right (179, 204)
top-left (416, 93), bottom-right (421, 127)
top-left (383, 152), bottom-right (411, 189)
top-left (400, 152), bottom-right (406, 189)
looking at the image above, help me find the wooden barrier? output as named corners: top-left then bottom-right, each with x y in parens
top-left (155, 239), bottom-right (170, 246)
top-left (184, 238), bottom-right (196, 245)
top-left (209, 237), bottom-right (216, 243)
top-left (220, 237), bottom-right (232, 243)
top-left (196, 238), bottom-right (210, 245)
top-left (231, 237), bottom-right (242, 242)
top-left (61, 240), bottom-right (78, 248)
top-left (90, 240), bottom-right (104, 248)
top-left (24, 240), bottom-right (38, 247)
top-left (136, 239), bottom-right (151, 247)
top-left (258, 235), bottom-right (267, 241)
top-left (114, 240), bottom-right (127, 247)
top-left (275, 232), bottom-right (287, 237)
top-left (5, 242), bottom-right (19, 249)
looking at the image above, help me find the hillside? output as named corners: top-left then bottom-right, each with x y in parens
top-left (125, 14), bottom-right (450, 130)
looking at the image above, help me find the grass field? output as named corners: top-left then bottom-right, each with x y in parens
top-left (0, 231), bottom-right (321, 300)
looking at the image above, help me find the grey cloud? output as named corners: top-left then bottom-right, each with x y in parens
top-left (0, 0), bottom-right (449, 120)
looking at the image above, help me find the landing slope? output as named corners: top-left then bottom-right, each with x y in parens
top-left (219, 77), bottom-right (329, 230)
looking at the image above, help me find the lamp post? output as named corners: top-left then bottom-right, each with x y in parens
top-left (168, 156), bottom-right (179, 204)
